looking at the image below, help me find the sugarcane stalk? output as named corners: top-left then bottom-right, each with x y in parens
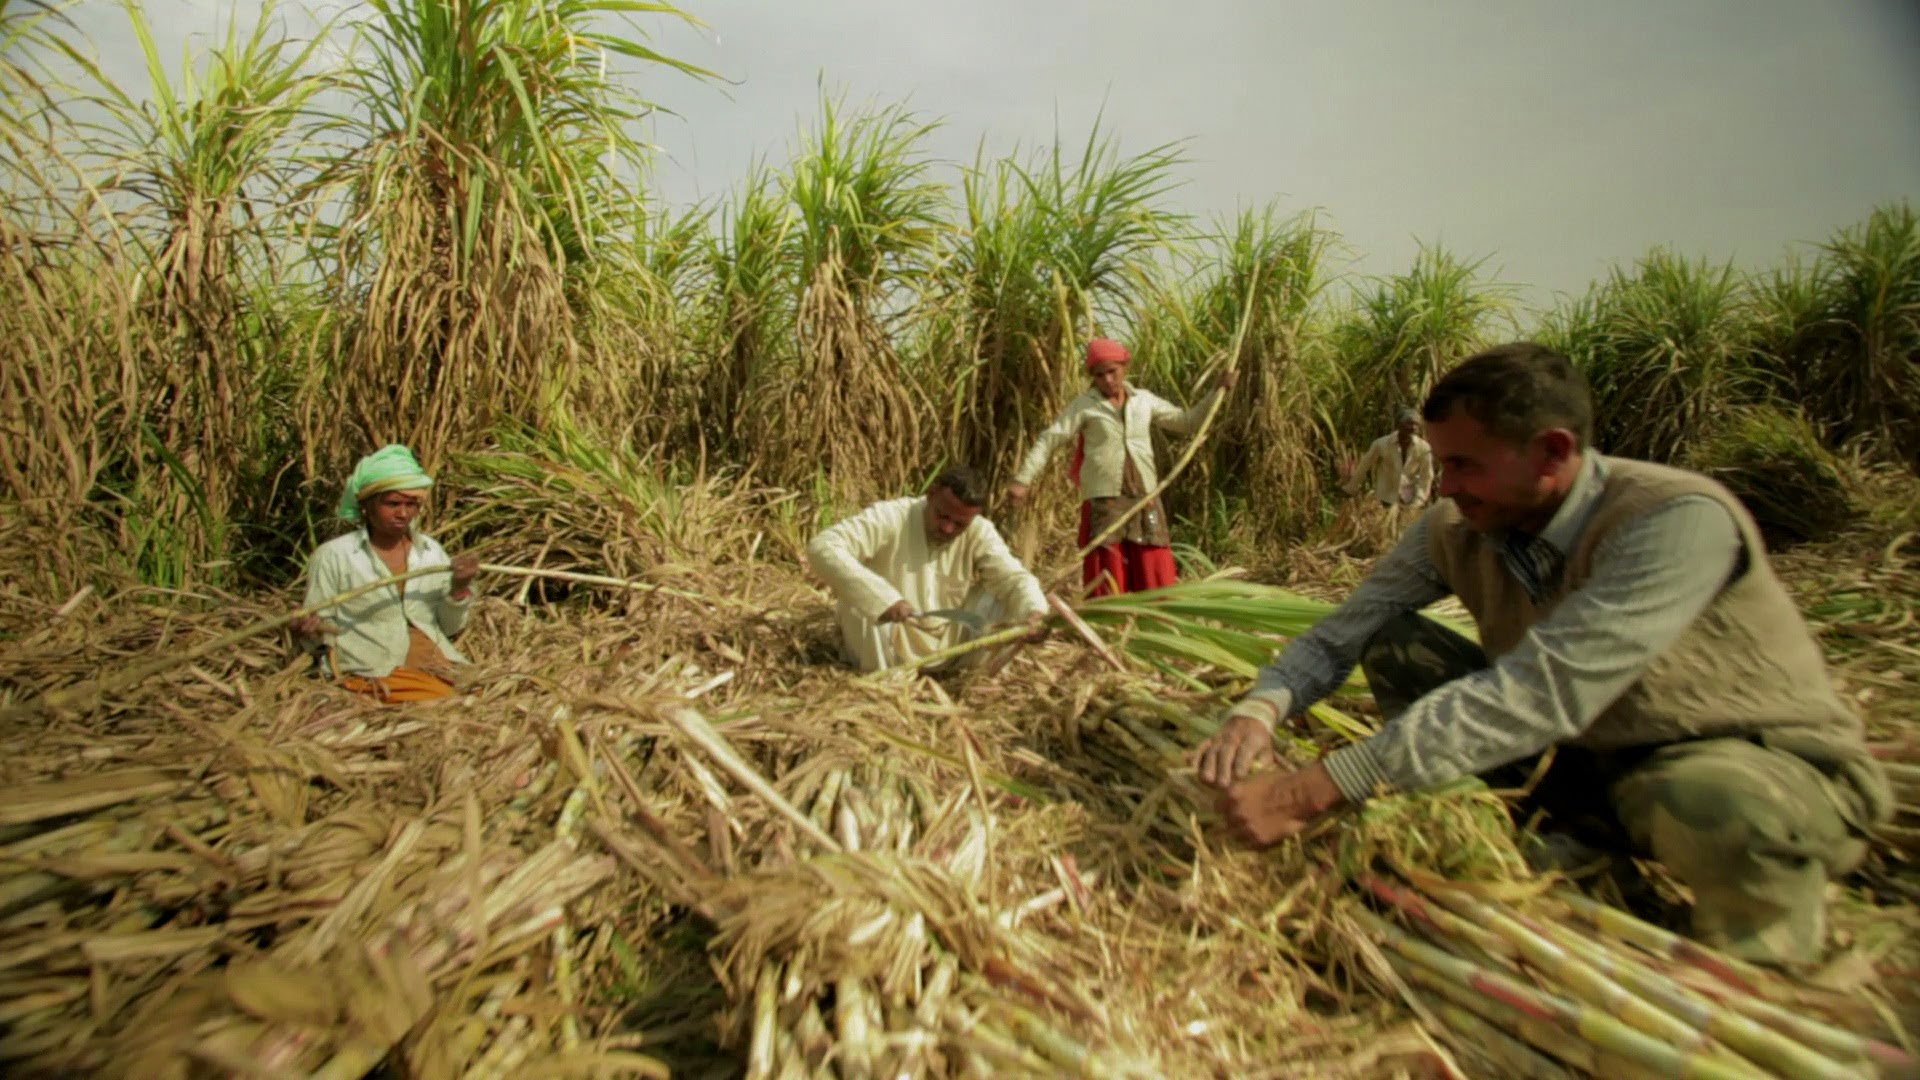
top-left (835, 976), bottom-right (875, 1080)
top-left (1360, 874), bottom-right (1515, 968)
top-left (1420, 884), bottom-right (1750, 1063)
top-left (1551, 889), bottom-right (1772, 997)
top-left (1350, 907), bottom-right (1771, 1080)
top-left (1549, 895), bottom-right (1912, 1072)
top-left (1426, 996), bottom-right (1582, 1080)
top-left (873, 620), bottom-right (1041, 679)
top-left (747, 961), bottom-right (779, 1080)
top-left (1533, 912), bottom-right (1866, 1079)
top-left (1394, 957), bottom-right (1663, 1080)
top-left (660, 706), bottom-right (843, 854)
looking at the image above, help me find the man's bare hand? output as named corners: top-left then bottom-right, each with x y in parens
top-left (1196, 706), bottom-right (1279, 789)
top-left (1218, 368), bottom-right (1239, 392)
top-left (291, 614), bottom-right (325, 638)
top-left (1022, 611), bottom-right (1048, 644)
top-left (449, 554), bottom-right (480, 592)
top-left (1218, 762), bottom-right (1346, 847)
top-left (1006, 483), bottom-right (1030, 510)
top-left (879, 600), bottom-right (915, 624)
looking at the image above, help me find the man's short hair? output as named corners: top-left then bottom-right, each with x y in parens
top-left (1422, 342), bottom-right (1594, 449)
top-left (930, 465), bottom-right (988, 508)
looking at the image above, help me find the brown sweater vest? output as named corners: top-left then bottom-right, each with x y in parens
top-left (1427, 457), bottom-right (1888, 828)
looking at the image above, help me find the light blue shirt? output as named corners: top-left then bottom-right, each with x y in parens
top-left (1240, 455), bottom-right (1747, 803)
top-left (302, 529), bottom-right (472, 678)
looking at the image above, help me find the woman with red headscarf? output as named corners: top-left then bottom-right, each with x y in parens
top-left (1007, 338), bottom-right (1236, 595)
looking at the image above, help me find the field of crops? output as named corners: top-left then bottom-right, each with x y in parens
top-left (2, 2), bottom-right (1918, 1077)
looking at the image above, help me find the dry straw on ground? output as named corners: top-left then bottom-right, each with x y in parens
top-left (1, 489), bottom-right (1917, 1078)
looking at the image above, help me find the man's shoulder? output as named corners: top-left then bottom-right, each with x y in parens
top-left (1593, 456), bottom-right (1744, 519)
top-left (312, 530), bottom-right (363, 560)
top-left (842, 496), bottom-right (920, 531)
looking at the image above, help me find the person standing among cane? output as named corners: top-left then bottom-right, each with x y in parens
top-left (1006, 337), bottom-right (1236, 596)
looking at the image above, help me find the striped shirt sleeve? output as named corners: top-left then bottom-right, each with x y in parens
top-left (1321, 495), bottom-right (1743, 802)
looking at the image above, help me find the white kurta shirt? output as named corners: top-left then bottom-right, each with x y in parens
top-left (302, 529), bottom-right (472, 677)
top-left (1352, 433), bottom-right (1436, 506)
top-left (806, 497), bottom-right (1048, 671)
top-left (1014, 386), bottom-right (1219, 499)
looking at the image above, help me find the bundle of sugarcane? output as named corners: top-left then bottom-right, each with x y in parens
top-left (1349, 868), bottom-right (1919, 1079)
top-left (624, 705), bottom-right (1160, 1079)
top-left (0, 723), bottom-right (624, 1077)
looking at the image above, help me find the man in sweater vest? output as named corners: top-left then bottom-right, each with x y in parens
top-left (1195, 342), bottom-right (1890, 966)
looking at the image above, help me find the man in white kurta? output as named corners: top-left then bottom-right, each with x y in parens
top-left (1348, 408), bottom-right (1437, 515)
top-left (808, 468), bottom-right (1048, 672)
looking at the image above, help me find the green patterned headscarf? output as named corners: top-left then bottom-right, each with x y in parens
top-left (337, 444), bottom-right (434, 523)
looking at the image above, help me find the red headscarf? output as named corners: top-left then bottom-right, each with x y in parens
top-left (1085, 337), bottom-right (1130, 369)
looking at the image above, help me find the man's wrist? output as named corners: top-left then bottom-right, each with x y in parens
top-left (1227, 694), bottom-right (1285, 729)
top-left (1303, 761), bottom-right (1348, 815)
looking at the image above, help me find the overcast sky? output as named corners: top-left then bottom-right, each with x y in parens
top-left (52, 0), bottom-right (1920, 311)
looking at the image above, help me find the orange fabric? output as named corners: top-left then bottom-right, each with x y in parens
top-left (1085, 337), bottom-right (1130, 368)
top-left (339, 666), bottom-right (457, 704)
top-left (403, 625), bottom-right (445, 670)
top-left (1078, 501), bottom-right (1178, 596)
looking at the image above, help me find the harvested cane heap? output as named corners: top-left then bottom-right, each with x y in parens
top-left (0, 481), bottom-right (1918, 1078)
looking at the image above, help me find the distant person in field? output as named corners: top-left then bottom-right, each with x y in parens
top-left (808, 466), bottom-right (1048, 673)
top-left (292, 444), bottom-right (479, 703)
top-left (1196, 343), bottom-right (1890, 968)
top-left (1345, 406), bottom-right (1435, 530)
top-left (1006, 337), bottom-right (1236, 596)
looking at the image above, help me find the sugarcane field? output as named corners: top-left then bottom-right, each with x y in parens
top-left (3, 1), bottom-right (1920, 1077)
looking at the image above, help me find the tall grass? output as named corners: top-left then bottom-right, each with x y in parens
top-left (1548, 250), bottom-right (1761, 463)
top-left (735, 98), bottom-right (946, 504)
top-left (1328, 244), bottom-right (1514, 459)
top-left (1771, 203), bottom-right (1920, 467)
top-left (1138, 205), bottom-right (1335, 543)
top-left (939, 127), bottom-right (1185, 493)
top-left (1, 0), bottom-right (1917, 601)
top-left (303, 0), bottom-right (709, 490)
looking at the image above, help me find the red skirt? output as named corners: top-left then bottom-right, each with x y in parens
top-left (1078, 502), bottom-right (1178, 597)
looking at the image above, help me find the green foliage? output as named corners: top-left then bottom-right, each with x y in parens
top-left (1763, 202), bottom-right (1920, 467)
top-left (1554, 250), bottom-right (1762, 464)
top-left (2, 0), bottom-right (1917, 599)
top-left (1328, 244), bottom-right (1515, 460)
top-left (1684, 405), bottom-right (1860, 549)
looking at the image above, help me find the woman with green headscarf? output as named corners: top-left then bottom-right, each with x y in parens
top-left (293, 445), bottom-right (480, 702)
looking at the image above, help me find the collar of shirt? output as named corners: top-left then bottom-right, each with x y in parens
top-left (1496, 453), bottom-right (1606, 602)
top-left (348, 527), bottom-right (439, 577)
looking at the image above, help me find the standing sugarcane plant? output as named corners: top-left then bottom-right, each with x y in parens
top-left (743, 97), bottom-right (947, 505)
top-left (1785, 203), bottom-right (1920, 469)
top-left (56, 0), bottom-right (328, 588)
top-left (1560, 249), bottom-right (1764, 465)
top-left (305, 0), bottom-right (710, 499)
top-left (0, 0), bottom-right (144, 597)
top-left (1139, 205), bottom-right (1335, 545)
top-left (937, 126), bottom-right (1186, 497)
top-left (1328, 243), bottom-right (1514, 463)
top-left (700, 167), bottom-right (794, 459)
